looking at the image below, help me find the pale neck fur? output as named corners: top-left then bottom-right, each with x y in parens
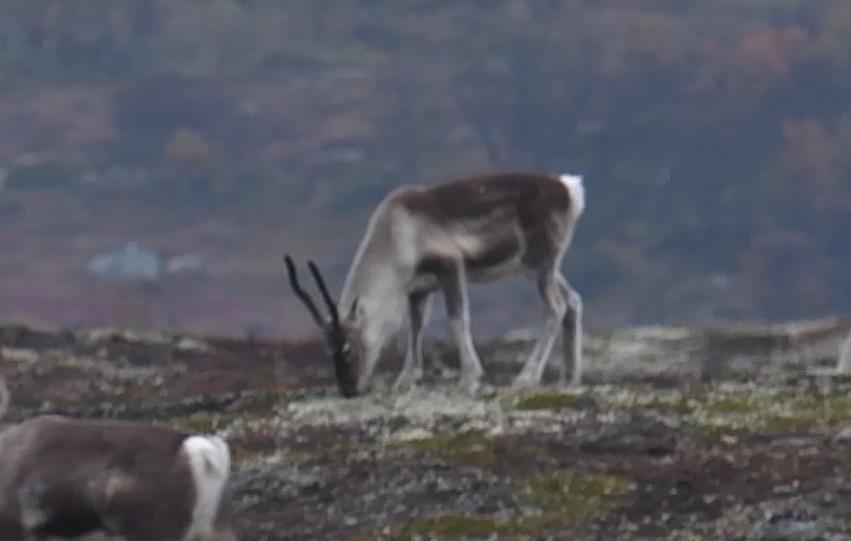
top-left (341, 198), bottom-right (396, 309)
top-left (340, 197), bottom-right (416, 355)
top-left (357, 276), bottom-right (408, 356)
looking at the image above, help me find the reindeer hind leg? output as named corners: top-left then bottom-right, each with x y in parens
top-left (513, 268), bottom-right (567, 388)
top-left (556, 275), bottom-right (583, 387)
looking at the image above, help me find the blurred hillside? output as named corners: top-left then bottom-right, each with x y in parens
top-left (0, 0), bottom-right (850, 337)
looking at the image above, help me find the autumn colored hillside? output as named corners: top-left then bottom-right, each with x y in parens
top-left (1, 0), bottom-right (850, 337)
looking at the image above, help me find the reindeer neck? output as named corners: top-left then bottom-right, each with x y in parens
top-left (340, 197), bottom-right (412, 309)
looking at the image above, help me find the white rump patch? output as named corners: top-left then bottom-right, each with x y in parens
top-left (838, 332), bottom-right (851, 374)
top-left (182, 435), bottom-right (231, 541)
top-left (560, 173), bottom-right (585, 218)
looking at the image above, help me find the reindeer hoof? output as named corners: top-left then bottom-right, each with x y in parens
top-left (512, 372), bottom-right (539, 389)
top-left (458, 373), bottom-right (481, 395)
top-left (392, 369), bottom-right (421, 391)
top-left (555, 375), bottom-right (582, 389)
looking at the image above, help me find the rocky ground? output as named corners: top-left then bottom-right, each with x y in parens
top-left (2, 318), bottom-right (851, 541)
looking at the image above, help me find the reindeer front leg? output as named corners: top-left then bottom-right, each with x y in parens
top-left (394, 291), bottom-right (433, 391)
top-left (436, 258), bottom-right (483, 395)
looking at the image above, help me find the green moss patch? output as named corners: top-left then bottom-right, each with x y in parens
top-left (171, 391), bottom-right (284, 433)
top-left (404, 430), bottom-right (499, 466)
top-left (513, 390), bottom-right (587, 411)
top-left (390, 515), bottom-right (517, 539)
top-left (350, 513), bottom-right (579, 541)
top-left (396, 428), bottom-right (547, 470)
top-left (686, 383), bottom-right (851, 434)
top-left (600, 380), bottom-right (851, 438)
top-left (348, 472), bottom-right (633, 540)
top-left (525, 472), bottom-right (632, 519)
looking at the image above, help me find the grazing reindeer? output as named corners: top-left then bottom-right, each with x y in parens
top-left (0, 378), bottom-right (236, 541)
top-left (286, 171), bottom-right (585, 397)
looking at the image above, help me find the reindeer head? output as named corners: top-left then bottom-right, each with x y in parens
top-left (284, 256), bottom-right (362, 397)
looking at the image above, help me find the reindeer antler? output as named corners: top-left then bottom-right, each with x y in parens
top-left (283, 255), bottom-right (326, 327)
top-left (308, 260), bottom-right (339, 324)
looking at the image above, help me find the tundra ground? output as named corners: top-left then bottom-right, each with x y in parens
top-left (2, 320), bottom-right (851, 540)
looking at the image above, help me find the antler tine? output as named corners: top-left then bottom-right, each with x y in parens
top-left (307, 260), bottom-right (339, 323)
top-left (283, 255), bottom-right (326, 328)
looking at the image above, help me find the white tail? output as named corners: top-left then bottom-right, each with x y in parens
top-left (837, 331), bottom-right (851, 374)
top-left (183, 435), bottom-right (232, 541)
top-left (560, 173), bottom-right (585, 218)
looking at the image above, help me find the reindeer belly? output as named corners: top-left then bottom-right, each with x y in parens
top-left (33, 506), bottom-right (103, 538)
top-left (412, 228), bottom-right (523, 290)
top-left (24, 480), bottom-right (104, 538)
top-left (464, 229), bottom-right (524, 282)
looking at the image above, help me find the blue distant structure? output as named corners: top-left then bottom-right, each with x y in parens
top-left (87, 242), bottom-right (162, 285)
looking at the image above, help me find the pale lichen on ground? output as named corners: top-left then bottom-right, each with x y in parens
top-left (4, 319), bottom-right (851, 540)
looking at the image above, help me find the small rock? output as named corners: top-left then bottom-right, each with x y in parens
top-left (391, 427), bottom-right (434, 443)
top-left (833, 425), bottom-right (851, 443)
top-left (720, 434), bottom-right (739, 446)
top-left (771, 436), bottom-right (821, 447)
top-left (176, 337), bottom-right (210, 352)
top-left (751, 510), bottom-right (829, 541)
top-left (0, 347), bottom-right (39, 364)
top-left (772, 482), bottom-right (799, 495)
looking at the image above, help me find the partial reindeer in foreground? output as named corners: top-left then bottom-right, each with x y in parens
top-left (0, 378), bottom-right (236, 541)
top-left (837, 331), bottom-right (851, 374)
top-left (287, 171), bottom-right (585, 397)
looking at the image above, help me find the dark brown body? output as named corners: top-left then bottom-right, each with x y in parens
top-left (397, 172), bottom-right (573, 286)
